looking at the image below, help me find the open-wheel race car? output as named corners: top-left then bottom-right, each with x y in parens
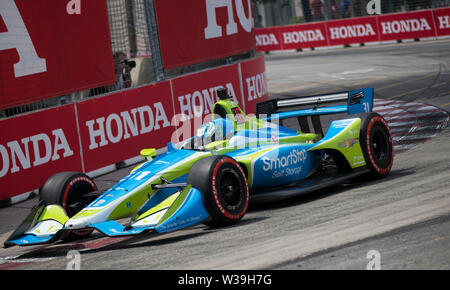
top-left (4, 88), bottom-right (394, 247)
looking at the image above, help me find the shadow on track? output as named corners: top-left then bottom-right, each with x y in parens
top-left (247, 167), bottom-right (415, 212)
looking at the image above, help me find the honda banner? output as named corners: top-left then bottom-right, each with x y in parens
top-left (0, 0), bottom-right (115, 110)
top-left (279, 22), bottom-right (328, 50)
top-left (76, 81), bottom-right (174, 173)
top-left (433, 7), bottom-right (450, 37)
top-left (170, 63), bottom-right (242, 140)
top-left (378, 10), bottom-right (435, 41)
top-left (326, 16), bottom-right (378, 46)
top-left (154, 0), bottom-right (255, 69)
top-left (256, 8), bottom-right (447, 52)
top-left (0, 104), bottom-right (82, 200)
top-left (239, 56), bottom-right (269, 115)
top-left (255, 27), bottom-right (283, 51)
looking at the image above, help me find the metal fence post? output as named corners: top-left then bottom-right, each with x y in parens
top-left (144, 0), bottom-right (165, 82)
top-left (126, 0), bottom-right (137, 57)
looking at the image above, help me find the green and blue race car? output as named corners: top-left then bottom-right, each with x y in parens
top-left (4, 88), bottom-right (394, 247)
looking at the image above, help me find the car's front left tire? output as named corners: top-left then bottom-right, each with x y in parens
top-left (188, 155), bottom-right (249, 226)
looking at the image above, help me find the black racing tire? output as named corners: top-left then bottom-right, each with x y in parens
top-left (39, 172), bottom-right (97, 239)
top-left (359, 112), bottom-right (394, 179)
top-left (188, 155), bottom-right (249, 226)
top-left (40, 172), bottom-right (98, 217)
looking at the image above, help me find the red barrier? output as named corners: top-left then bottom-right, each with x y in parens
top-left (239, 56), bottom-right (269, 114)
top-left (170, 63), bottom-right (243, 141)
top-left (326, 16), bottom-right (378, 46)
top-left (255, 27), bottom-right (283, 52)
top-left (154, 0), bottom-right (255, 69)
top-left (279, 22), bottom-right (328, 50)
top-left (378, 10), bottom-right (435, 41)
top-left (0, 105), bottom-right (83, 200)
top-left (0, 0), bottom-right (115, 110)
top-left (76, 81), bottom-right (175, 173)
top-left (0, 56), bottom-right (268, 202)
top-left (171, 64), bottom-right (242, 120)
top-left (433, 7), bottom-right (450, 36)
top-left (256, 8), bottom-right (447, 52)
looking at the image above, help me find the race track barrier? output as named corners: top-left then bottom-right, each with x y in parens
top-left (256, 8), bottom-right (450, 52)
top-left (0, 56), bottom-right (268, 205)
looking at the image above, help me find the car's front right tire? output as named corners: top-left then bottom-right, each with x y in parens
top-left (39, 172), bottom-right (98, 240)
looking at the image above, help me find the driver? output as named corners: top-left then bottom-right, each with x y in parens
top-left (180, 118), bottom-right (235, 150)
top-left (196, 118), bottom-right (235, 144)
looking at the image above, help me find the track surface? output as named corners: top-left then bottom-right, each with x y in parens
top-left (1, 39), bottom-right (450, 270)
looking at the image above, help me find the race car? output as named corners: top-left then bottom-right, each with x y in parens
top-left (4, 88), bottom-right (394, 248)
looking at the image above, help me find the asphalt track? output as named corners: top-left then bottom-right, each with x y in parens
top-left (1, 39), bottom-right (450, 270)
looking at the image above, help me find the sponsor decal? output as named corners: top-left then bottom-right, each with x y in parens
top-left (0, 128), bottom-right (74, 178)
top-left (240, 56), bottom-right (269, 113)
top-left (433, 8), bottom-right (450, 36)
top-left (338, 138), bottom-right (359, 148)
top-left (380, 18), bottom-right (431, 35)
top-left (353, 155), bottom-right (365, 166)
top-left (262, 149), bottom-right (307, 171)
top-left (155, 0), bottom-right (255, 69)
top-left (85, 103), bottom-right (170, 150)
top-left (282, 29), bottom-right (325, 43)
top-left (245, 72), bottom-right (268, 102)
top-left (332, 119), bottom-right (355, 128)
top-left (158, 215), bottom-right (205, 231)
top-left (329, 24), bottom-right (376, 40)
top-left (255, 33), bottom-right (279, 46)
top-left (256, 9), bottom-right (446, 51)
top-left (437, 15), bottom-right (450, 29)
top-left (0, 0), bottom-right (114, 110)
top-left (0, 0), bottom-right (47, 78)
top-left (204, 0), bottom-right (253, 39)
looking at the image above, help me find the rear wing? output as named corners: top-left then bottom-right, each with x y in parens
top-left (256, 88), bottom-right (373, 135)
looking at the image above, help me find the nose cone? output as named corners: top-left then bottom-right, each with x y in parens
top-left (64, 217), bottom-right (90, 230)
top-left (63, 207), bottom-right (109, 230)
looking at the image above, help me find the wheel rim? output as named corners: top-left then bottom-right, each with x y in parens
top-left (65, 187), bottom-right (92, 217)
top-left (216, 167), bottom-right (244, 210)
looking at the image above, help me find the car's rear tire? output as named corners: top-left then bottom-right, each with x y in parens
top-left (359, 112), bottom-right (394, 179)
top-left (40, 172), bottom-right (97, 239)
top-left (188, 155), bottom-right (249, 226)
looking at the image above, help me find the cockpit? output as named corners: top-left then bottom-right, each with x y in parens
top-left (176, 88), bottom-right (309, 152)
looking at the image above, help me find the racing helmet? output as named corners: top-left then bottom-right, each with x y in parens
top-left (196, 118), bottom-right (235, 142)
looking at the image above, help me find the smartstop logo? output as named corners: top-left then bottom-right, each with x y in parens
top-left (262, 149), bottom-right (307, 171)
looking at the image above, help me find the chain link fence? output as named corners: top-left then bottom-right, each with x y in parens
top-left (1, 0), bottom-right (255, 119)
top-left (254, 0), bottom-right (450, 27)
